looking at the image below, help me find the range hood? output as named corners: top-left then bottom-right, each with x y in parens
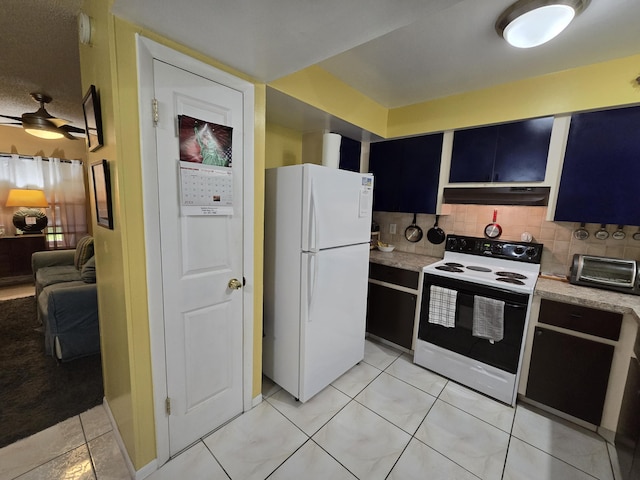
top-left (443, 187), bottom-right (550, 206)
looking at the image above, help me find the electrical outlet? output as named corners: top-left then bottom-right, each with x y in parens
top-left (389, 223), bottom-right (397, 234)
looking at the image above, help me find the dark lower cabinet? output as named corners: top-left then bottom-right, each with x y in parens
top-left (615, 358), bottom-right (640, 480)
top-left (366, 282), bottom-right (416, 350)
top-left (526, 327), bottom-right (614, 425)
top-left (0, 235), bottom-right (46, 280)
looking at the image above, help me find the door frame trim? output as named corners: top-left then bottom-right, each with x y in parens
top-left (136, 35), bottom-right (255, 466)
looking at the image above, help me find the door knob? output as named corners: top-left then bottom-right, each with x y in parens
top-left (228, 278), bottom-right (242, 290)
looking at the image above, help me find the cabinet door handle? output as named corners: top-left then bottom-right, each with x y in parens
top-left (570, 313), bottom-right (582, 319)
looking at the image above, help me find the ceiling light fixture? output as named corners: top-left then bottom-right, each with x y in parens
top-left (23, 121), bottom-right (66, 140)
top-left (495, 0), bottom-right (589, 49)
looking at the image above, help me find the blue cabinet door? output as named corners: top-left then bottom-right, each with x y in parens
top-left (555, 106), bottom-right (640, 225)
top-left (339, 136), bottom-right (361, 172)
top-left (450, 117), bottom-right (552, 183)
top-left (369, 138), bottom-right (403, 212)
top-left (369, 133), bottom-right (443, 213)
top-left (494, 117), bottom-right (553, 182)
top-left (450, 125), bottom-right (497, 183)
top-left (398, 134), bottom-right (443, 213)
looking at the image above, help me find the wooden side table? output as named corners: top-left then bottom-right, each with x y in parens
top-left (0, 235), bottom-right (47, 286)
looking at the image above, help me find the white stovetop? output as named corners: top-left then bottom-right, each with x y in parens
top-left (423, 252), bottom-right (540, 294)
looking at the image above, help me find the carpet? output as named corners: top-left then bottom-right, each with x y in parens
top-left (0, 296), bottom-right (104, 448)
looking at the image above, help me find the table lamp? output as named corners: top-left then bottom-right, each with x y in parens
top-left (5, 189), bottom-right (49, 234)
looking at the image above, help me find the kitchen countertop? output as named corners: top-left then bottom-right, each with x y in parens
top-left (368, 250), bottom-right (640, 324)
top-left (369, 249), bottom-right (440, 272)
top-left (535, 277), bottom-right (640, 323)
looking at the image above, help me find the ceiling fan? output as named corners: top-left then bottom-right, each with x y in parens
top-left (0, 92), bottom-right (85, 140)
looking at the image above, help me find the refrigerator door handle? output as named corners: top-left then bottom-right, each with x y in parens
top-left (309, 180), bottom-right (319, 252)
top-left (307, 253), bottom-right (318, 319)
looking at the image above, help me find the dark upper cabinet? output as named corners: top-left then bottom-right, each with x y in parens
top-left (449, 125), bottom-right (497, 183)
top-left (555, 105), bottom-right (640, 225)
top-left (339, 136), bottom-right (361, 173)
top-left (450, 117), bottom-right (553, 183)
top-left (369, 133), bottom-right (443, 214)
top-left (369, 138), bottom-right (403, 212)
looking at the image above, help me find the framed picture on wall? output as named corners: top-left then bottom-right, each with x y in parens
top-left (82, 85), bottom-right (104, 152)
top-left (91, 159), bottom-right (114, 229)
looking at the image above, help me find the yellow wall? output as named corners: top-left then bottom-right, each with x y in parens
top-left (253, 85), bottom-right (266, 397)
top-left (269, 65), bottom-right (388, 138)
top-left (269, 54), bottom-right (640, 141)
top-left (265, 123), bottom-right (303, 168)
top-left (0, 126), bottom-right (88, 160)
top-left (387, 53), bottom-right (640, 137)
top-left (80, 0), bottom-right (141, 465)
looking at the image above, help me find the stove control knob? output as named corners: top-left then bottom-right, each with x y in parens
top-left (514, 246), bottom-right (525, 255)
top-left (459, 239), bottom-right (467, 249)
top-left (526, 247), bottom-right (538, 258)
top-left (491, 244), bottom-right (503, 253)
top-left (448, 238), bottom-right (458, 250)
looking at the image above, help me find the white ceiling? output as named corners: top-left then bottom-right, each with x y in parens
top-left (112, 0), bottom-right (640, 109)
top-left (0, 0), bottom-right (84, 132)
top-left (2, 0), bottom-right (640, 139)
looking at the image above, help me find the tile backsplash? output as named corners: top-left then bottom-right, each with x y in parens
top-left (373, 205), bottom-right (640, 276)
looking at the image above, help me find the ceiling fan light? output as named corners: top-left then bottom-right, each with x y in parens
top-left (24, 127), bottom-right (65, 140)
top-left (504, 4), bottom-right (575, 48)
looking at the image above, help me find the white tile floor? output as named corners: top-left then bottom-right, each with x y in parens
top-left (0, 339), bottom-right (619, 480)
top-left (0, 283), bottom-right (34, 301)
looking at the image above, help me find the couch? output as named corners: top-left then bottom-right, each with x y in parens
top-left (31, 236), bottom-right (99, 362)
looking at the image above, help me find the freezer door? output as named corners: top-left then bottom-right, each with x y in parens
top-left (299, 243), bottom-right (369, 401)
top-left (302, 164), bottom-right (373, 251)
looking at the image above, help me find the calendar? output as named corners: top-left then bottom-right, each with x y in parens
top-left (179, 161), bottom-right (234, 216)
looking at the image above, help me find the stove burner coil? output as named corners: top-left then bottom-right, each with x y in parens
top-left (466, 266), bottom-right (492, 272)
top-left (444, 262), bottom-right (464, 268)
top-left (435, 265), bottom-right (464, 273)
top-left (496, 271), bottom-right (528, 280)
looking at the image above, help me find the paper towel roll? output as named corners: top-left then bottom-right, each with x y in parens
top-left (322, 133), bottom-right (342, 169)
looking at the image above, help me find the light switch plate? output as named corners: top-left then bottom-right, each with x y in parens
top-left (389, 223), bottom-right (397, 234)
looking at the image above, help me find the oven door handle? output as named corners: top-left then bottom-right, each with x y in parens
top-left (504, 302), bottom-right (527, 309)
top-left (457, 292), bottom-right (526, 310)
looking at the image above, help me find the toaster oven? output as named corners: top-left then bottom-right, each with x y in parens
top-left (569, 254), bottom-right (640, 295)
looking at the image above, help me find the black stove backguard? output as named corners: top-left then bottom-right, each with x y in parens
top-left (444, 234), bottom-right (543, 264)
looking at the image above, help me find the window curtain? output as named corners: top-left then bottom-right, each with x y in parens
top-left (0, 154), bottom-right (88, 249)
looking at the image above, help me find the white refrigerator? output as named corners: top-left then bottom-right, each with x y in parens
top-left (263, 163), bottom-right (374, 402)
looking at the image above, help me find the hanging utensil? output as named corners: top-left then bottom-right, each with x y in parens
top-left (484, 209), bottom-right (502, 239)
top-left (427, 215), bottom-right (446, 244)
top-left (573, 223), bottom-right (589, 240)
top-left (612, 225), bottom-right (626, 240)
top-left (594, 224), bottom-right (609, 240)
top-left (404, 213), bottom-right (423, 243)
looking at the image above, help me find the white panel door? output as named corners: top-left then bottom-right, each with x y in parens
top-left (153, 60), bottom-right (243, 455)
top-left (299, 243), bottom-right (369, 401)
top-left (301, 164), bottom-right (373, 251)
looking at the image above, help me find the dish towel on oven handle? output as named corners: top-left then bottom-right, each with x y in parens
top-left (472, 295), bottom-right (505, 342)
top-left (428, 286), bottom-right (458, 328)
